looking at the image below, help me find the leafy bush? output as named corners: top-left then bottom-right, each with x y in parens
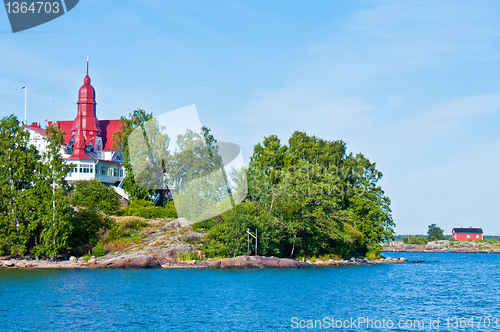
top-left (107, 223), bottom-right (126, 241)
top-left (366, 251), bottom-right (379, 260)
top-left (71, 208), bottom-right (114, 246)
top-left (83, 251), bottom-right (92, 262)
top-left (70, 180), bottom-right (120, 215)
top-left (163, 200), bottom-right (178, 218)
top-left (177, 251), bottom-right (198, 261)
top-left (123, 199), bottom-right (177, 219)
top-left (92, 241), bottom-right (106, 257)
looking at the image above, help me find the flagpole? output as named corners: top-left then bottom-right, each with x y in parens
top-left (24, 86), bottom-right (27, 124)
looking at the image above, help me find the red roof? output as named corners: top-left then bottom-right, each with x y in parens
top-left (99, 119), bottom-right (122, 150)
top-left (23, 123), bottom-right (47, 137)
top-left (50, 119), bottom-right (122, 151)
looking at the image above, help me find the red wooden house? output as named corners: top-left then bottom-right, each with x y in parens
top-left (452, 227), bottom-right (483, 241)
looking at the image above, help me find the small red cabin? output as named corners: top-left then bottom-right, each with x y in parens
top-left (452, 227), bottom-right (483, 241)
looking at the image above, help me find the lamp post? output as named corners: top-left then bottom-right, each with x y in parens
top-left (22, 86), bottom-right (26, 123)
top-left (17, 86), bottom-right (27, 123)
top-left (246, 228), bottom-right (258, 256)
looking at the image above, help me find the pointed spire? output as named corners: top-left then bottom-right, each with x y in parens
top-left (84, 57), bottom-right (91, 85)
top-left (68, 58), bottom-right (101, 160)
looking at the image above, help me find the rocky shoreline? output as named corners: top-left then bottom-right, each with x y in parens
top-left (0, 255), bottom-right (410, 270)
top-left (1, 217), bottom-right (413, 270)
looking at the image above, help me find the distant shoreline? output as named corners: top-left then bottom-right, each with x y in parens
top-left (382, 247), bottom-right (500, 254)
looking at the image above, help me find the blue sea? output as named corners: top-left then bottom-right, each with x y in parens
top-left (1, 252), bottom-right (499, 331)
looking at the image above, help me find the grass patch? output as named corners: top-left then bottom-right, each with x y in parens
top-left (102, 218), bottom-right (146, 252)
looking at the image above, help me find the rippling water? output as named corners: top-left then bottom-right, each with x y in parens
top-left (1, 252), bottom-right (500, 331)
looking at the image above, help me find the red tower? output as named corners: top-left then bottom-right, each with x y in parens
top-left (68, 61), bottom-right (101, 160)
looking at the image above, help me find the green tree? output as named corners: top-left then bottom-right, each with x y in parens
top-left (70, 179), bottom-right (120, 215)
top-left (409, 235), bottom-right (428, 245)
top-left (113, 109), bottom-right (157, 201)
top-left (169, 127), bottom-right (229, 222)
top-left (202, 130), bottom-right (394, 259)
top-left (0, 115), bottom-right (72, 256)
top-left (0, 115), bottom-right (40, 255)
top-left (30, 125), bottom-right (73, 256)
top-left (427, 223), bottom-right (446, 241)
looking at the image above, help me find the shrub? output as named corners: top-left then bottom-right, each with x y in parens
top-left (83, 251), bottom-right (92, 262)
top-left (70, 180), bottom-right (120, 215)
top-left (102, 218), bottom-right (144, 252)
top-left (92, 242), bottom-right (106, 257)
top-left (123, 199), bottom-right (177, 219)
top-left (71, 208), bottom-right (114, 246)
top-left (177, 251), bottom-right (198, 261)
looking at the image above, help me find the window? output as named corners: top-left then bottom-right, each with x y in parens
top-left (476, 235), bottom-right (480, 239)
top-left (100, 166), bottom-right (107, 175)
top-left (113, 168), bottom-right (119, 177)
top-left (107, 167), bottom-right (113, 176)
top-left (119, 169), bottom-right (124, 177)
top-left (73, 166), bottom-right (78, 173)
top-left (79, 164), bottom-right (92, 174)
top-left (467, 235), bottom-right (470, 239)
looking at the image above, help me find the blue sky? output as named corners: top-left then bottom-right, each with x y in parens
top-left (1, 0), bottom-right (500, 235)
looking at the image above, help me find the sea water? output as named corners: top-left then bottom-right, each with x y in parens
top-left (1, 252), bottom-right (499, 331)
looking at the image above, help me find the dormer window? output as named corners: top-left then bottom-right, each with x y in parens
top-left (86, 141), bottom-right (94, 152)
top-left (96, 137), bottom-right (103, 151)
